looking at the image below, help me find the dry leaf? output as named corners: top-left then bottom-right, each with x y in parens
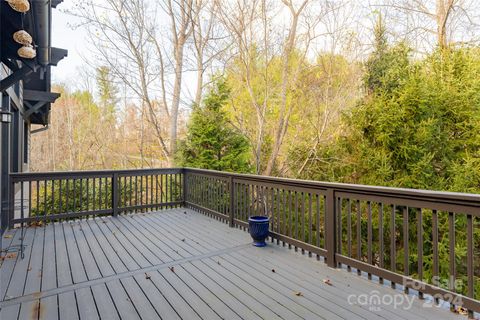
top-left (4, 235), bottom-right (12, 239)
top-left (456, 307), bottom-right (468, 315)
top-left (294, 291), bottom-right (303, 297)
top-left (5, 253), bottom-right (17, 259)
top-left (145, 273), bottom-right (151, 280)
top-left (323, 279), bottom-right (332, 286)
top-left (169, 266), bottom-right (175, 272)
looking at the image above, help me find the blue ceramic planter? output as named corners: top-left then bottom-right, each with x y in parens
top-left (248, 216), bottom-right (270, 247)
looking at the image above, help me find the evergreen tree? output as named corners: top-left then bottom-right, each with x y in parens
top-left (176, 79), bottom-right (251, 173)
top-left (364, 13), bottom-right (410, 94)
top-left (96, 66), bottom-right (118, 119)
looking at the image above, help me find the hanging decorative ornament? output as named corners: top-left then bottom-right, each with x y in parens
top-left (18, 45), bottom-right (36, 59)
top-left (13, 30), bottom-right (32, 46)
top-left (5, 0), bottom-right (30, 13)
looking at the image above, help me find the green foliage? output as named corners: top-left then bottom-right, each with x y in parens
top-left (287, 31), bottom-right (480, 298)
top-left (347, 47), bottom-right (480, 191)
top-left (293, 43), bottom-right (480, 194)
top-left (96, 66), bottom-right (119, 117)
top-left (176, 78), bottom-right (251, 173)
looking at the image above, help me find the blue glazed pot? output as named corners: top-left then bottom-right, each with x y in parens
top-left (248, 216), bottom-right (270, 247)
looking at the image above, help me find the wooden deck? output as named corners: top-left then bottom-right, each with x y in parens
top-left (0, 208), bottom-right (462, 320)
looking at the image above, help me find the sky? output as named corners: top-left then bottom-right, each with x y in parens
top-left (51, 0), bottom-right (88, 84)
top-left (50, 0), bottom-right (198, 107)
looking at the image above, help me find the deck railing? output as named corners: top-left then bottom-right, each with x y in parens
top-left (3, 167), bottom-right (480, 317)
top-left (6, 168), bottom-right (183, 226)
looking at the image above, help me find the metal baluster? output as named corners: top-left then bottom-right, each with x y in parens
top-left (467, 214), bottom-right (474, 319)
top-left (367, 201), bottom-right (372, 279)
top-left (391, 205), bottom-right (396, 288)
top-left (432, 209), bottom-right (439, 304)
top-left (316, 194), bottom-right (320, 259)
top-left (417, 208), bottom-right (423, 298)
top-left (379, 203), bottom-right (384, 282)
top-left (356, 200), bottom-right (361, 276)
top-left (448, 212), bottom-right (456, 311)
top-left (20, 181), bottom-right (25, 258)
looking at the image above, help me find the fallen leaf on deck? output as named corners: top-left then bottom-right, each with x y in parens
top-left (169, 266), bottom-right (175, 272)
top-left (181, 238), bottom-right (185, 242)
top-left (456, 307), bottom-right (468, 315)
top-left (5, 253), bottom-right (17, 259)
top-left (145, 273), bottom-right (151, 280)
top-left (294, 291), bottom-right (303, 297)
top-left (4, 235), bottom-right (12, 239)
top-left (217, 261), bottom-right (221, 265)
top-left (323, 279), bottom-right (332, 286)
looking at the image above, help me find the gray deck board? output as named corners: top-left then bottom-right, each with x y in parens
top-left (87, 220), bottom-right (130, 273)
top-left (0, 208), bottom-right (464, 320)
top-left (108, 216), bottom-right (168, 264)
top-left (146, 270), bottom-right (202, 320)
top-left (71, 221), bottom-right (102, 280)
top-left (79, 220), bottom-right (115, 277)
top-left (170, 264), bottom-right (243, 320)
top-left (180, 262), bottom-right (262, 320)
top-left (132, 272), bottom-right (181, 320)
top-left (58, 291), bottom-right (78, 320)
top-left (18, 299), bottom-right (40, 320)
top-left (39, 295), bottom-right (58, 320)
top-left (63, 222), bottom-right (88, 284)
top-left (218, 254), bottom-right (346, 319)
top-left (42, 223), bottom-right (58, 291)
top-left (4, 227), bottom-right (35, 300)
top-left (76, 287), bottom-right (99, 320)
top-left (0, 228), bottom-right (21, 300)
top-left (99, 217), bottom-right (154, 268)
top-left (229, 250), bottom-right (382, 320)
top-left (54, 222), bottom-right (72, 287)
top-left (158, 267), bottom-right (223, 320)
top-left (105, 279), bottom-right (140, 320)
top-left (91, 283), bottom-right (119, 320)
top-left (119, 276), bottom-right (161, 320)
top-left (117, 215), bottom-right (180, 262)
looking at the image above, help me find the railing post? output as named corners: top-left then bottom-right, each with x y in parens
top-left (112, 173), bottom-right (119, 217)
top-left (229, 176), bottom-right (234, 227)
top-left (7, 176), bottom-right (14, 229)
top-left (183, 169), bottom-right (188, 206)
top-left (325, 188), bottom-right (337, 268)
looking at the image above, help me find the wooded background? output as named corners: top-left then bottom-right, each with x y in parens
top-left (31, 0), bottom-right (480, 193)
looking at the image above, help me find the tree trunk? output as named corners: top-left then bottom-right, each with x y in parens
top-left (169, 37), bottom-right (186, 165)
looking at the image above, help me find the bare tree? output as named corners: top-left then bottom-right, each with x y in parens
top-left (219, 0), bottom-right (330, 175)
top-left (374, 0), bottom-right (480, 50)
top-left (218, 0), bottom-right (268, 174)
top-left (72, 0), bottom-right (197, 165)
top-left (190, 0), bottom-right (222, 106)
top-left (263, 0), bottom-right (309, 176)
